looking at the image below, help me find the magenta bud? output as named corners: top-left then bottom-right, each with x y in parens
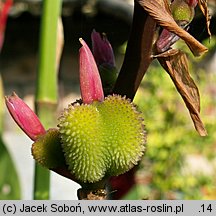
top-left (79, 38), bottom-right (104, 104)
top-left (156, 28), bottom-right (179, 53)
top-left (5, 92), bottom-right (46, 141)
top-left (91, 29), bottom-right (115, 67)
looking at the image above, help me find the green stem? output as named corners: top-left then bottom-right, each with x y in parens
top-left (36, 0), bottom-right (62, 102)
top-left (34, 0), bottom-right (62, 200)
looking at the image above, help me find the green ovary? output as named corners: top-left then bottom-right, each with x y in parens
top-left (59, 104), bottom-right (108, 183)
top-left (58, 95), bottom-right (146, 183)
top-left (32, 129), bottom-right (65, 169)
top-left (97, 95), bottom-right (145, 176)
top-left (171, 2), bottom-right (192, 22)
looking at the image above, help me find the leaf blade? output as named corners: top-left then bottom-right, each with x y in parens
top-left (0, 137), bottom-right (21, 199)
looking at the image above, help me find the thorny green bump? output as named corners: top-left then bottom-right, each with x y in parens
top-left (58, 95), bottom-right (146, 183)
top-left (32, 128), bottom-right (65, 169)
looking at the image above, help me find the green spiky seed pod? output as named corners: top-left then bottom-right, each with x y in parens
top-left (32, 128), bottom-right (65, 169)
top-left (171, 0), bottom-right (195, 24)
top-left (58, 103), bottom-right (109, 183)
top-left (58, 95), bottom-right (146, 183)
top-left (97, 95), bottom-right (145, 176)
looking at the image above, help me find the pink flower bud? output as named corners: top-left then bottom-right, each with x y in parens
top-left (79, 38), bottom-right (104, 104)
top-left (91, 29), bottom-right (115, 67)
top-left (156, 28), bottom-right (179, 53)
top-left (5, 92), bottom-right (46, 141)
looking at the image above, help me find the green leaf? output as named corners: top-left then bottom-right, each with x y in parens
top-left (0, 137), bottom-right (21, 199)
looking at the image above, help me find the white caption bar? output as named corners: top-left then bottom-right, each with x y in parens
top-left (0, 200), bottom-right (215, 216)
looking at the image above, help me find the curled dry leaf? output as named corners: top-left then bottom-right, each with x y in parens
top-left (138, 0), bottom-right (208, 56)
top-left (158, 51), bottom-right (207, 136)
top-left (152, 48), bottom-right (179, 58)
top-left (198, 0), bottom-right (211, 37)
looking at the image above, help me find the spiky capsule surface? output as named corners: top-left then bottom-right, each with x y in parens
top-left (171, 0), bottom-right (194, 23)
top-left (96, 95), bottom-right (145, 176)
top-left (32, 129), bottom-right (65, 169)
top-left (58, 95), bottom-right (146, 183)
top-left (58, 104), bottom-right (109, 183)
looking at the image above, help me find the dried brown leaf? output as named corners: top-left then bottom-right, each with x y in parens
top-left (153, 48), bottom-right (179, 58)
top-left (198, 0), bottom-right (211, 37)
top-left (158, 51), bottom-right (207, 136)
top-left (138, 0), bottom-right (208, 56)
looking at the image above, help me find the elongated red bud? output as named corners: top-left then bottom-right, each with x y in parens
top-left (79, 38), bottom-right (104, 104)
top-left (91, 29), bottom-right (115, 67)
top-left (5, 92), bottom-right (46, 141)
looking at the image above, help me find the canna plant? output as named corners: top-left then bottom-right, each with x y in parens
top-left (5, 36), bottom-right (146, 199)
top-left (5, 0), bottom-right (211, 199)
